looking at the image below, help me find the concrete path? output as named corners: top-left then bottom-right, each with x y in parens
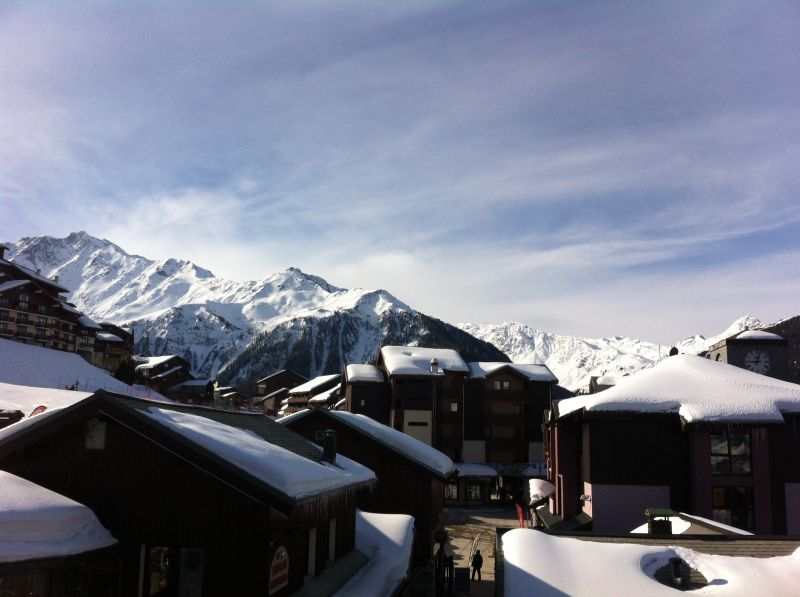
top-left (443, 507), bottom-right (520, 596)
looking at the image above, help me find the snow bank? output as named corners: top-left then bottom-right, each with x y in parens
top-left (346, 364), bottom-right (384, 383)
top-left (0, 338), bottom-right (167, 400)
top-left (145, 407), bottom-right (375, 499)
top-left (0, 471), bottom-right (116, 562)
top-left (468, 362), bottom-right (557, 382)
top-left (557, 355), bottom-right (800, 423)
top-left (324, 410), bottom-right (454, 477)
top-left (502, 529), bottom-right (800, 596)
top-left (334, 510), bottom-right (414, 597)
top-left (381, 346), bottom-right (468, 376)
top-left (288, 374), bottom-right (341, 395)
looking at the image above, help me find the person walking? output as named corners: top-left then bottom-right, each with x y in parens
top-left (471, 549), bottom-right (483, 582)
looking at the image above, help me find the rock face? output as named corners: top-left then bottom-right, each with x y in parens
top-left (6, 232), bottom-right (508, 389)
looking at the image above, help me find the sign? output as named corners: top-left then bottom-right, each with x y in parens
top-left (269, 546), bottom-right (289, 595)
top-left (515, 502), bottom-right (524, 528)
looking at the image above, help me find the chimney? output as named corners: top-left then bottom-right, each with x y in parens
top-left (430, 357), bottom-right (439, 374)
top-left (53, 275), bottom-right (59, 284)
top-left (321, 429), bottom-right (337, 464)
top-left (35, 268), bottom-right (41, 275)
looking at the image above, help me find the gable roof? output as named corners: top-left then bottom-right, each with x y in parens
top-left (0, 392), bottom-right (375, 512)
top-left (279, 408), bottom-right (455, 479)
top-left (557, 355), bottom-right (800, 423)
top-left (288, 374), bottom-right (341, 396)
top-left (468, 362), bottom-right (558, 383)
top-left (380, 346), bottom-right (469, 377)
top-left (0, 258), bottom-right (70, 294)
top-left (256, 369), bottom-right (308, 385)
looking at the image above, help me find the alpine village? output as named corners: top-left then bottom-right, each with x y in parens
top-left (0, 233), bottom-right (798, 597)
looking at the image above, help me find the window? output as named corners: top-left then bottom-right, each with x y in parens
top-left (466, 483), bottom-right (482, 500)
top-left (445, 482), bottom-right (458, 500)
top-left (38, 305), bottom-right (47, 314)
top-left (712, 486), bottom-right (754, 530)
top-left (450, 402), bottom-right (458, 412)
top-left (492, 380), bottom-right (511, 391)
top-left (711, 430), bottom-right (751, 475)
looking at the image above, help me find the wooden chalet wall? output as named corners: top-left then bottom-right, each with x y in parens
top-left (346, 383), bottom-right (390, 425)
top-left (0, 408), bottom-right (357, 597)
top-left (286, 412), bottom-right (444, 561)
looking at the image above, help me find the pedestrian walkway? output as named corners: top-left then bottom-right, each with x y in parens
top-left (443, 506), bottom-right (520, 596)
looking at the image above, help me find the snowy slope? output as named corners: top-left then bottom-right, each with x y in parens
top-left (458, 316), bottom-right (767, 391)
top-left (6, 233), bottom-right (507, 387)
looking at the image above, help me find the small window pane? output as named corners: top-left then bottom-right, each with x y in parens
top-left (731, 457), bottom-right (752, 475)
top-left (711, 456), bottom-right (730, 475)
top-left (729, 434), bottom-right (750, 455)
top-left (710, 434), bottom-right (728, 455)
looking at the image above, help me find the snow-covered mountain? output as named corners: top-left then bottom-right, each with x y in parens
top-left (458, 315), bottom-right (766, 391)
top-left (6, 232), bottom-right (508, 388)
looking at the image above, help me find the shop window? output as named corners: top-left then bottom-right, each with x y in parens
top-left (712, 486), bottom-right (754, 530)
top-left (445, 482), bottom-right (458, 500)
top-left (711, 430), bottom-right (751, 475)
top-left (466, 483), bottom-right (482, 500)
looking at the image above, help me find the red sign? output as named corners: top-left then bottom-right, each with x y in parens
top-left (29, 405), bottom-right (47, 417)
top-left (269, 546), bottom-right (289, 595)
top-left (515, 503), bottom-right (525, 528)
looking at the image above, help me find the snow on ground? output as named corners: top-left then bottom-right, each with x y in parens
top-left (468, 362), bottom-right (557, 382)
top-left (283, 409), bottom-right (455, 478)
top-left (0, 470), bottom-right (116, 562)
top-left (0, 338), bottom-right (167, 400)
top-left (630, 517), bottom-right (692, 535)
top-left (145, 407), bottom-right (375, 499)
top-left (0, 382), bottom-right (91, 415)
top-left (557, 355), bottom-right (800, 423)
top-left (503, 529), bottom-right (800, 596)
top-left (381, 346), bottom-right (469, 376)
top-left (345, 364), bottom-right (384, 383)
top-left (334, 510), bottom-right (414, 597)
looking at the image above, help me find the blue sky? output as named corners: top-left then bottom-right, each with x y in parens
top-left (2, 1), bottom-right (799, 343)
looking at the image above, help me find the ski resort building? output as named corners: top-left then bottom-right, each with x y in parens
top-left (282, 373), bottom-right (341, 415)
top-left (0, 244), bottom-right (102, 360)
top-left (342, 346), bottom-right (563, 506)
top-left (545, 355), bottom-right (800, 534)
top-left (706, 329), bottom-right (792, 381)
top-left (0, 391), bottom-right (375, 597)
top-left (280, 407), bottom-right (455, 559)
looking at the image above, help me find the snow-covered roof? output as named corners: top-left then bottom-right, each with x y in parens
top-left (1, 259), bottom-right (70, 293)
top-left (288, 373), bottom-right (341, 395)
top-left (557, 355), bottom-right (800, 423)
top-left (346, 364), bottom-right (385, 383)
top-left (280, 409), bottom-right (455, 478)
top-left (333, 398), bottom-right (345, 410)
top-left (733, 330), bottom-right (784, 341)
top-left (78, 314), bottom-right (102, 330)
top-left (0, 383), bottom-right (92, 415)
top-left (334, 510), bottom-right (414, 597)
top-left (380, 346), bottom-right (469, 376)
top-left (308, 386), bottom-right (340, 404)
top-left (151, 366), bottom-right (183, 380)
top-left (595, 375), bottom-right (620, 386)
top-left (172, 379), bottom-right (211, 388)
top-left (0, 470), bottom-right (116, 562)
top-left (502, 530), bottom-right (800, 596)
top-left (95, 331), bottom-right (123, 343)
top-left (145, 406), bottom-right (375, 500)
top-left (0, 340), bottom-right (168, 400)
top-left (455, 462), bottom-right (497, 478)
top-left (529, 479), bottom-right (556, 503)
top-left (133, 354), bottom-right (179, 369)
top-left (468, 362), bottom-right (558, 383)
top-left (0, 279), bottom-right (29, 293)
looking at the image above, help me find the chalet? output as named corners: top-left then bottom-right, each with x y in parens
top-left (283, 374), bottom-right (341, 415)
top-left (259, 387), bottom-right (290, 415)
top-left (0, 470), bottom-right (120, 596)
top-left (133, 354), bottom-right (192, 392)
top-left (92, 323), bottom-right (134, 375)
top-left (0, 245), bottom-right (101, 359)
top-left (256, 370), bottom-right (308, 399)
top-left (344, 347), bottom-right (562, 506)
top-left (545, 355), bottom-right (800, 534)
top-left (164, 379), bottom-right (215, 406)
top-left (280, 407), bottom-right (455, 560)
top-left (0, 391), bottom-right (375, 596)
